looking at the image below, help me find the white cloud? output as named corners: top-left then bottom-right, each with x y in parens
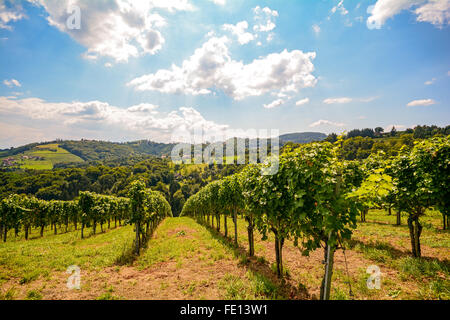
top-left (0, 1), bottom-right (26, 30)
top-left (424, 78), bottom-right (436, 85)
top-left (128, 36), bottom-right (317, 101)
top-left (359, 96), bottom-right (379, 102)
top-left (415, 0), bottom-right (450, 26)
top-left (323, 97), bottom-right (353, 104)
top-left (253, 6), bottom-right (278, 32)
top-left (367, 0), bottom-right (450, 29)
top-left (3, 79), bottom-right (21, 87)
top-left (312, 24), bottom-right (321, 35)
top-left (209, 0), bottom-right (226, 5)
top-left (323, 96), bottom-right (377, 104)
top-left (28, 0), bottom-right (195, 62)
top-left (263, 99), bottom-right (284, 109)
top-left (309, 120), bottom-right (345, 128)
top-left (407, 99), bottom-right (437, 106)
top-left (295, 98), bottom-right (310, 106)
top-left (331, 0), bottom-right (349, 16)
top-left (0, 96), bottom-right (228, 146)
top-left (222, 21), bottom-right (255, 45)
top-left (104, 63), bottom-right (113, 68)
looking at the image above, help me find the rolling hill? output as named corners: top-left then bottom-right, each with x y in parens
top-left (0, 132), bottom-right (327, 169)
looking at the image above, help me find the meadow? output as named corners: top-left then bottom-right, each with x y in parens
top-left (0, 144), bottom-right (83, 170)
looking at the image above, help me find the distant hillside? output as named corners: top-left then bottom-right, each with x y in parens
top-left (0, 132), bottom-right (326, 169)
top-left (60, 140), bottom-right (175, 161)
top-left (0, 140), bottom-right (176, 168)
top-left (0, 143), bottom-right (84, 170)
top-left (279, 132), bottom-right (327, 144)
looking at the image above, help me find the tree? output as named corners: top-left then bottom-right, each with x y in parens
top-left (375, 127), bottom-right (384, 137)
top-left (348, 169), bottom-right (394, 223)
top-left (219, 176), bottom-right (243, 247)
top-left (287, 141), bottom-right (359, 299)
top-left (128, 180), bottom-right (148, 255)
top-left (426, 137), bottom-right (450, 230)
top-left (240, 166), bottom-right (262, 257)
top-left (391, 138), bottom-right (447, 257)
top-left (390, 126), bottom-right (397, 137)
top-left (241, 150), bottom-right (299, 278)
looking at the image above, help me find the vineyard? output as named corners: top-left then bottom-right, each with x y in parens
top-left (180, 137), bottom-right (450, 299)
top-left (0, 136), bottom-right (448, 300)
top-left (0, 181), bottom-right (172, 254)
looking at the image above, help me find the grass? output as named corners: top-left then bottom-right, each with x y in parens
top-left (138, 217), bottom-right (230, 268)
top-left (218, 271), bottom-right (283, 300)
top-left (0, 143), bottom-right (83, 170)
top-left (216, 209), bottom-right (449, 300)
top-left (0, 209), bottom-right (448, 300)
top-left (0, 224), bottom-right (135, 282)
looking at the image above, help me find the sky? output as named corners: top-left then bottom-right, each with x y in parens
top-left (0, 0), bottom-right (449, 148)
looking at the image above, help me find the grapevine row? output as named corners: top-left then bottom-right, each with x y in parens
top-left (181, 136), bottom-right (449, 299)
top-left (0, 181), bottom-right (173, 247)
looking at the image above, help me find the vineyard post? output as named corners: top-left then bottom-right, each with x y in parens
top-left (224, 214), bottom-right (228, 237)
top-left (135, 220), bottom-right (140, 255)
top-left (320, 238), bottom-right (335, 300)
top-left (233, 208), bottom-right (238, 247)
top-left (246, 215), bottom-right (255, 257)
top-left (216, 213), bottom-right (220, 232)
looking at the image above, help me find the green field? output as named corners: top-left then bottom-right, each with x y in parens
top-left (0, 210), bottom-right (448, 300)
top-left (0, 144), bottom-right (84, 170)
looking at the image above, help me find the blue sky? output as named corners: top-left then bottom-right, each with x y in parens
top-left (0, 0), bottom-right (449, 148)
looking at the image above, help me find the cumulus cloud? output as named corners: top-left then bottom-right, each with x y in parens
top-left (27, 0), bottom-right (195, 62)
top-left (415, 0), bottom-right (450, 25)
top-left (424, 78), bottom-right (436, 85)
top-left (128, 36), bottom-right (317, 100)
top-left (222, 21), bottom-right (255, 45)
top-left (367, 0), bottom-right (450, 29)
top-left (407, 99), bottom-right (437, 106)
top-left (295, 98), bottom-right (310, 106)
top-left (323, 97), bottom-right (353, 104)
top-left (309, 120), bottom-right (345, 128)
top-left (0, 96), bottom-right (229, 147)
top-left (0, 0), bottom-right (26, 30)
top-left (263, 99), bottom-right (285, 109)
top-left (253, 6), bottom-right (278, 32)
top-left (3, 79), bottom-right (21, 87)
